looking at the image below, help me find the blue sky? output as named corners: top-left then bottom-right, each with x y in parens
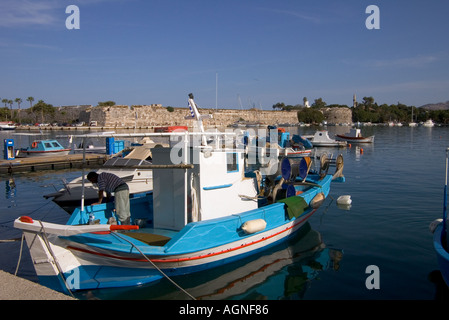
top-left (1, 0), bottom-right (449, 110)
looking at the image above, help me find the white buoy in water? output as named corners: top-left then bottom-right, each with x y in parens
top-left (337, 195), bottom-right (352, 205)
top-left (241, 219), bottom-right (267, 234)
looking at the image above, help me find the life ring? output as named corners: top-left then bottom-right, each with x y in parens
top-left (31, 142), bottom-right (38, 148)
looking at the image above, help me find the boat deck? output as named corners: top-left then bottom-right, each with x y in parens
top-left (0, 153), bottom-right (109, 174)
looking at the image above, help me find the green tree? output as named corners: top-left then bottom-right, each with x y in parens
top-left (272, 102), bottom-right (285, 110)
top-left (362, 96), bottom-right (375, 107)
top-left (0, 107), bottom-right (9, 121)
top-left (98, 101), bottom-right (116, 107)
top-left (8, 100), bottom-right (13, 118)
top-left (15, 98), bottom-right (22, 123)
top-left (31, 100), bottom-right (55, 122)
top-left (312, 98), bottom-right (326, 108)
top-left (297, 108), bottom-right (324, 124)
top-left (26, 96), bottom-right (34, 108)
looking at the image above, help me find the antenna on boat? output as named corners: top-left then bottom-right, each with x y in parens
top-left (186, 93), bottom-right (212, 146)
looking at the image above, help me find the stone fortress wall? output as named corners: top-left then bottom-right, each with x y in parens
top-left (85, 104), bottom-right (353, 127)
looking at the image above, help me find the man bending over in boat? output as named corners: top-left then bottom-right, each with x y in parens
top-left (87, 172), bottom-right (131, 225)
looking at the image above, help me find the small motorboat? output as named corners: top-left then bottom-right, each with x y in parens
top-left (44, 143), bottom-right (155, 211)
top-left (0, 121), bottom-right (17, 130)
top-left (17, 139), bottom-right (71, 157)
top-left (308, 131), bottom-right (347, 147)
top-left (335, 128), bottom-right (374, 143)
top-left (422, 119), bottom-right (435, 127)
top-left (284, 134), bottom-right (313, 158)
top-left (71, 132), bottom-right (115, 154)
top-left (14, 93), bottom-right (346, 295)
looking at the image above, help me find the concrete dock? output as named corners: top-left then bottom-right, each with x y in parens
top-left (0, 270), bottom-right (76, 300)
top-left (0, 153), bottom-right (108, 174)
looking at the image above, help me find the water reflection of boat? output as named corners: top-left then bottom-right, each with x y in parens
top-left (77, 222), bottom-right (343, 300)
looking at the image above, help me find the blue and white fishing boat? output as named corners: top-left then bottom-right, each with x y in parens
top-left (430, 147), bottom-right (449, 287)
top-left (17, 139), bottom-right (71, 157)
top-left (14, 94), bottom-right (345, 296)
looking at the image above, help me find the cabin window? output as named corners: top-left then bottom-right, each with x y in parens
top-left (226, 152), bottom-right (238, 173)
top-left (44, 142), bottom-right (52, 148)
top-left (51, 142), bottom-right (60, 148)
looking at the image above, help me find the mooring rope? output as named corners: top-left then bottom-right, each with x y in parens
top-left (14, 234), bottom-right (25, 276)
top-left (37, 221), bottom-right (76, 299)
top-left (111, 232), bottom-right (196, 300)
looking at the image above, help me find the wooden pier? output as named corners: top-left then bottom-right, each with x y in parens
top-left (0, 153), bottom-right (109, 174)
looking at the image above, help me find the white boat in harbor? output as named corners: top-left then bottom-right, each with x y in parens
top-left (308, 131), bottom-right (347, 147)
top-left (44, 143), bottom-right (155, 211)
top-left (335, 128), bottom-right (374, 144)
top-left (409, 106), bottom-right (418, 127)
top-left (422, 119), bottom-right (435, 127)
top-left (0, 121), bottom-right (16, 130)
top-left (71, 132), bottom-right (115, 154)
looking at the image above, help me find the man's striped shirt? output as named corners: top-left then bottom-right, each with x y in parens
top-left (97, 172), bottom-right (125, 193)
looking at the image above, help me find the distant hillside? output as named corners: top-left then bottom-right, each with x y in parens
top-left (420, 101), bottom-right (449, 110)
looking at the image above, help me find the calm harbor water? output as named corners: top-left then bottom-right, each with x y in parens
top-left (0, 125), bottom-right (448, 300)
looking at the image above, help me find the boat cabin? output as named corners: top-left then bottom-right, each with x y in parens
top-left (346, 128), bottom-right (362, 138)
top-left (151, 145), bottom-right (258, 231)
top-left (30, 139), bottom-right (65, 151)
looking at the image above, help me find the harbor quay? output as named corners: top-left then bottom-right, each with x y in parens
top-left (0, 270), bottom-right (76, 300)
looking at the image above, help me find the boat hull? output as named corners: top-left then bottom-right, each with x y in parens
top-left (310, 131), bottom-right (347, 147)
top-left (23, 209), bottom-right (315, 293)
top-left (335, 135), bottom-right (374, 143)
top-left (18, 149), bottom-right (71, 157)
top-left (15, 174), bottom-right (332, 294)
top-left (0, 125), bottom-right (16, 130)
top-left (312, 143), bottom-right (346, 147)
top-left (433, 224), bottom-right (449, 287)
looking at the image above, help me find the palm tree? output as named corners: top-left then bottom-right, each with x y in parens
top-left (26, 96), bottom-right (34, 108)
top-left (8, 100), bottom-right (13, 119)
top-left (1, 98), bottom-right (7, 120)
top-left (15, 98), bottom-right (22, 124)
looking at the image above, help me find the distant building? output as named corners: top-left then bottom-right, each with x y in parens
top-left (303, 97), bottom-right (310, 108)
